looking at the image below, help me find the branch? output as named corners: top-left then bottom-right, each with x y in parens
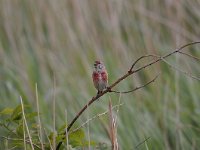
top-left (160, 57), bottom-right (200, 81)
top-left (178, 51), bottom-right (200, 62)
top-left (56, 41), bottom-right (200, 150)
top-left (110, 74), bottom-right (160, 94)
top-left (131, 42), bottom-right (200, 75)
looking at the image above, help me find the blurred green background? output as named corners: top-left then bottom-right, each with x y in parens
top-left (0, 0), bottom-right (200, 149)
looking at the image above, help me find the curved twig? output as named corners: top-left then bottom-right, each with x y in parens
top-left (110, 74), bottom-right (160, 94)
top-left (129, 55), bottom-right (159, 72)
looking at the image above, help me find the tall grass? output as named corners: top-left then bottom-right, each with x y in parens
top-left (0, 0), bottom-right (200, 149)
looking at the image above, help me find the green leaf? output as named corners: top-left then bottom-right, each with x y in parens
top-left (16, 123), bottom-right (24, 136)
top-left (11, 105), bottom-right (22, 121)
top-left (49, 132), bottom-right (60, 143)
top-left (48, 132), bottom-right (53, 141)
top-left (26, 112), bottom-right (38, 119)
top-left (0, 108), bottom-right (13, 115)
top-left (10, 140), bottom-right (24, 148)
top-left (11, 113), bottom-right (22, 121)
top-left (58, 123), bottom-right (68, 133)
top-left (32, 123), bottom-right (39, 129)
top-left (56, 134), bottom-right (65, 143)
top-left (82, 140), bottom-right (97, 146)
top-left (69, 129), bottom-right (85, 140)
top-left (69, 129), bottom-right (85, 147)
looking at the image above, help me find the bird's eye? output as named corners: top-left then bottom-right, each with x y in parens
top-left (99, 65), bottom-right (103, 69)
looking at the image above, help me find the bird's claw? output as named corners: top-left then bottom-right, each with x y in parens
top-left (107, 87), bottom-right (111, 92)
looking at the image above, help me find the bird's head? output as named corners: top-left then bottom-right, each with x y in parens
top-left (94, 60), bottom-right (105, 72)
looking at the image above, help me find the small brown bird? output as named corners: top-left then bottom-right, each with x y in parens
top-left (92, 61), bottom-right (108, 94)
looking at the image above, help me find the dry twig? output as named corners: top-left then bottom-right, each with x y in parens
top-left (178, 51), bottom-right (200, 62)
top-left (20, 96), bottom-right (35, 150)
top-left (70, 103), bottom-right (123, 133)
top-left (108, 101), bottom-right (119, 150)
top-left (110, 74), bottom-right (160, 94)
top-left (160, 58), bottom-right (200, 81)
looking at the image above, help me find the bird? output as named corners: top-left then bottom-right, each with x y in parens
top-left (92, 60), bottom-right (108, 95)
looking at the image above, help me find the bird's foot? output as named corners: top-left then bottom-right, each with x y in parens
top-left (106, 87), bottom-right (111, 92)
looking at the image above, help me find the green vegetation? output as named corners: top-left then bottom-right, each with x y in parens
top-left (0, 0), bottom-right (200, 149)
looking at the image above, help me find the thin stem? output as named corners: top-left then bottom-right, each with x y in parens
top-left (44, 128), bottom-right (53, 150)
top-left (129, 55), bottom-right (159, 72)
top-left (65, 109), bottom-right (69, 150)
top-left (135, 137), bottom-right (151, 149)
top-left (20, 96), bottom-right (35, 150)
top-left (178, 51), bottom-right (200, 62)
top-left (53, 74), bottom-right (56, 150)
top-left (35, 83), bottom-right (44, 150)
top-left (0, 122), bottom-right (17, 136)
top-left (161, 58), bottom-right (200, 81)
